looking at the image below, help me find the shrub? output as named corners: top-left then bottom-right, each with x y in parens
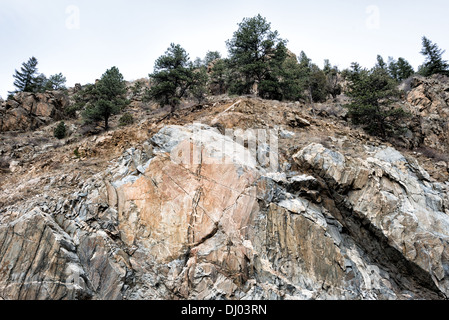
top-left (53, 121), bottom-right (67, 139)
top-left (131, 80), bottom-right (145, 97)
top-left (119, 113), bottom-right (134, 127)
top-left (64, 103), bottom-right (83, 118)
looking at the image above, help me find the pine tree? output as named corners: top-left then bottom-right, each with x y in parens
top-left (53, 121), bottom-right (67, 139)
top-left (297, 51), bottom-right (313, 102)
top-left (10, 57), bottom-right (40, 94)
top-left (147, 43), bottom-right (198, 113)
top-left (10, 57), bottom-right (67, 94)
top-left (258, 42), bottom-right (289, 100)
top-left (46, 73), bottom-right (67, 90)
top-left (345, 64), bottom-right (409, 138)
top-left (419, 36), bottom-right (449, 76)
top-left (309, 64), bottom-right (327, 103)
top-left (190, 67), bottom-right (209, 104)
top-left (276, 53), bottom-right (304, 101)
top-left (82, 66), bottom-right (128, 130)
top-left (388, 57), bottom-right (415, 82)
top-left (226, 14), bottom-right (287, 96)
top-left (387, 57), bottom-right (399, 81)
top-left (209, 59), bottom-right (229, 95)
top-left (375, 55), bottom-right (387, 70)
top-left (396, 58), bottom-right (415, 80)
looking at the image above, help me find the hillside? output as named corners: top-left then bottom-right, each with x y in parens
top-left (0, 73), bottom-right (448, 300)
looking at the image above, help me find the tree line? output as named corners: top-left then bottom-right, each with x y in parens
top-left (145, 15), bottom-right (448, 108)
top-left (6, 14), bottom-right (449, 138)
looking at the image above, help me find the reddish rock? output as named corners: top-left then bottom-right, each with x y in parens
top-left (0, 91), bottom-right (68, 132)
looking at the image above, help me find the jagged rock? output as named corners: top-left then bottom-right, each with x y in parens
top-left (294, 143), bottom-right (449, 297)
top-left (0, 117), bottom-right (448, 300)
top-left (403, 75), bottom-right (449, 153)
top-left (0, 91), bottom-right (69, 132)
top-left (285, 112), bottom-right (311, 128)
top-left (0, 207), bottom-right (91, 300)
top-left (73, 83), bottom-right (82, 93)
top-left (103, 125), bottom-right (446, 299)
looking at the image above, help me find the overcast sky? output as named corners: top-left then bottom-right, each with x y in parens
top-left (1, 0), bottom-right (449, 98)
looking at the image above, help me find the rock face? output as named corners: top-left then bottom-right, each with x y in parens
top-left (294, 144), bottom-right (449, 296)
top-left (0, 91), bottom-right (69, 132)
top-left (403, 75), bottom-right (449, 154)
top-left (0, 121), bottom-right (449, 300)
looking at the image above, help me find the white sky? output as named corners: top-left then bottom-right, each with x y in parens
top-left (1, 0), bottom-right (449, 98)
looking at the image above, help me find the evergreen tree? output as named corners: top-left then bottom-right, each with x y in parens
top-left (375, 55), bottom-right (388, 70)
top-left (296, 51), bottom-right (330, 102)
top-left (226, 14), bottom-right (287, 96)
top-left (344, 64), bottom-right (409, 138)
top-left (323, 59), bottom-right (332, 74)
top-left (387, 57), bottom-right (399, 81)
top-left (46, 73), bottom-right (67, 90)
top-left (276, 53), bottom-right (305, 101)
top-left (209, 58), bottom-right (230, 95)
top-left (148, 43), bottom-right (198, 112)
top-left (190, 67), bottom-right (209, 104)
top-left (53, 121), bottom-right (67, 139)
top-left (193, 57), bottom-right (204, 69)
top-left (258, 42), bottom-right (289, 100)
top-left (33, 74), bottom-right (49, 93)
top-left (297, 51), bottom-right (313, 102)
top-left (10, 57), bottom-right (67, 94)
top-left (82, 66), bottom-right (128, 130)
top-left (10, 57), bottom-right (40, 94)
top-left (396, 58), bottom-right (415, 80)
top-left (309, 64), bottom-right (327, 103)
top-left (388, 57), bottom-right (415, 82)
top-left (66, 83), bottom-right (96, 118)
top-left (419, 36), bottom-right (449, 76)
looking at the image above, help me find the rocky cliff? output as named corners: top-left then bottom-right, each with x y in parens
top-left (402, 74), bottom-right (449, 155)
top-left (0, 87), bottom-right (448, 300)
top-left (0, 91), bottom-right (69, 133)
